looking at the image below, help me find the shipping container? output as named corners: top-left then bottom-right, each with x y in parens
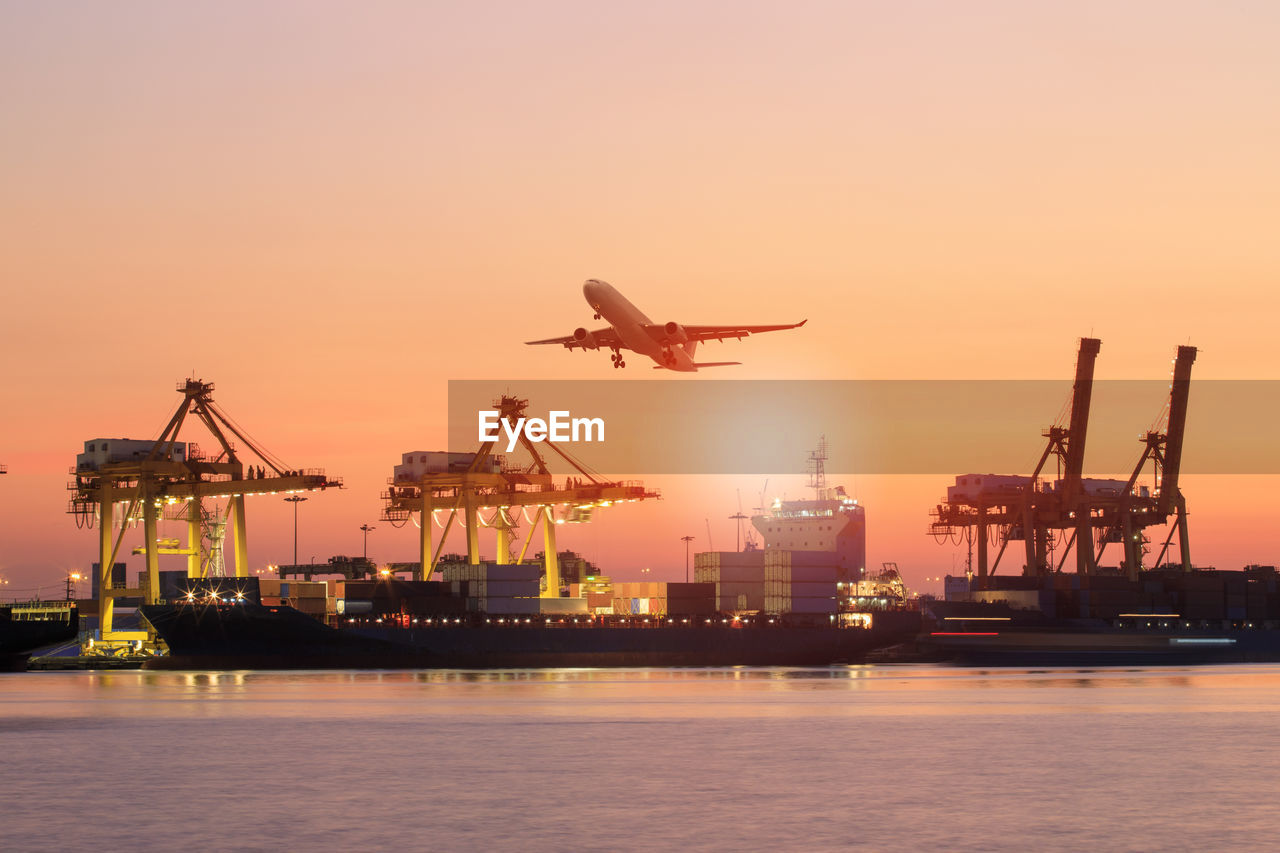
top-left (478, 597), bottom-right (542, 615)
top-left (539, 598), bottom-right (590, 615)
top-left (695, 551), bottom-right (767, 568)
top-left (471, 580), bottom-right (540, 598)
top-left (441, 562), bottom-right (542, 583)
top-left (717, 593), bottom-right (764, 612)
top-left (667, 597), bottom-right (715, 616)
top-left (612, 582), bottom-right (665, 599)
top-left (339, 600), bottom-right (373, 615)
top-left (667, 582), bottom-right (715, 599)
top-left (293, 598), bottom-right (327, 615)
top-left (696, 565), bottom-right (767, 584)
top-left (763, 549), bottom-right (840, 568)
top-left (787, 597), bottom-right (838, 614)
top-left (763, 564), bottom-right (837, 583)
top-left (281, 580), bottom-right (328, 599)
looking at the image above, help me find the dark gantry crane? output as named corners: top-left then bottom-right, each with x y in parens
top-left (930, 339), bottom-right (1197, 585)
top-left (1100, 345), bottom-right (1197, 578)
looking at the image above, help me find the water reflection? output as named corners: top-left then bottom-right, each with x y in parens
top-left (4, 664), bottom-right (1279, 715)
top-left (6, 664), bottom-right (1280, 852)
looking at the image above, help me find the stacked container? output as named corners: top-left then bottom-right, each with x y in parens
top-left (694, 551), bottom-right (766, 612)
top-left (763, 550), bottom-right (838, 614)
top-left (441, 562), bottom-right (542, 613)
top-left (611, 581), bottom-right (666, 616)
top-left (336, 579), bottom-right (466, 617)
top-left (666, 582), bottom-right (715, 616)
top-left (270, 579), bottom-right (329, 616)
top-left (585, 591), bottom-right (614, 614)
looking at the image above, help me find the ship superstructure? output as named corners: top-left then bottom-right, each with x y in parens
top-left (750, 438), bottom-right (866, 582)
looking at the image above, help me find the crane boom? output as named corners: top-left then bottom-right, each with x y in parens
top-left (1158, 345), bottom-right (1197, 516)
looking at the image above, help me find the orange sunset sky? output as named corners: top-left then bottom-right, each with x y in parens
top-left (2, 1), bottom-right (1278, 597)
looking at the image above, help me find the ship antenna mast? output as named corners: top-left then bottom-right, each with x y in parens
top-left (808, 436), bottom-right (828, 498)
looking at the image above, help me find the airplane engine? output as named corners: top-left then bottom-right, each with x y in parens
top-left (572, 327), bottom-right (599, 349)
top-left (663, 321), bottom-right (689, 344)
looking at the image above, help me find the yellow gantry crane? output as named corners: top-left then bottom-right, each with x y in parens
top-left (382, 395), bottom-right (658, 596)
top-left (68, 379), bottom-right (341, 638)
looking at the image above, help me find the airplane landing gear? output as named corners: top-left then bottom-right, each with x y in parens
top-left (662, 348), bottom-right (678, 367)
top-left (610, 350), bottom-right (626, 369)
top-left (593, 313), bottom-right (601, 320)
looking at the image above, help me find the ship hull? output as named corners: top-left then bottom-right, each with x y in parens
top-left (0, 606), bottom-right (79, 671)
top-left (141, 603), bottom-right (920, 669)
top-left (923, 627), bottom-right (1280, 667)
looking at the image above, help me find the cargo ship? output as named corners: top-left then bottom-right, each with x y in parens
top-left (0, 601), bottom-right (79, 671)
top-left (140, 580), bottom-right (920, 669)
top-left (919, 567), bottom-right (1280, 666)
top-left (137, 435), bottom-right (918, 669)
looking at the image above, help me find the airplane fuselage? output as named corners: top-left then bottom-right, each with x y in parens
top-left (582, 279), bottom-right (698, 371)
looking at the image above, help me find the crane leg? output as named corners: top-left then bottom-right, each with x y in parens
top-left (143, 494), bottom-right (160, 606)
top-left (496, 508), bottom-right (511, 565)
top-left (228, 495), bottom-right (248, 577)
top-left (1177, 493), bottom-right (1192, 572)
top-left (188, 497), bottom-right (203, 578)
top-left (464, 492), bottom-right (480, 565)
top-left (542, 506), bottom-right (560, 597)
top-left (418, 491), bottom-right (434, 582)
top-left (98, 484), bottom-right (115, 637)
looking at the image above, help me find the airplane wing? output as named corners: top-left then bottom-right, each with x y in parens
top-left (524, 326), bottom-right (627, 351)
top-left (642, 319), bottom-right (807, 344)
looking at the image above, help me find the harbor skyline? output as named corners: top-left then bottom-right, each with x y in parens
top-left (4, 1), bottom-right (1280, 590)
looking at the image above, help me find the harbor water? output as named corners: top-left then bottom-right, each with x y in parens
top-left (3, 665), bottom-right (1279, 851)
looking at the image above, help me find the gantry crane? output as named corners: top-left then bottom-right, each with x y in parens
top-left (1098, 345), bottom-right (1197, 578)
top-left (382, 395), bottom-right (659, 596)
top-left (68, 379), bottom-right (341, 637)
top-left (930, 340), bottom-right (1197, 585)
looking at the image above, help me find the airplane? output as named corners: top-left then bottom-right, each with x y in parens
top-left (525, 279), bottom-right (807, 372)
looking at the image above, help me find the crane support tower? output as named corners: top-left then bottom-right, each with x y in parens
top-left (929, 340), bottom-right (1197, 586)
top-left (382, 395), bottom-right (659, 596)
top-left (68, 379), bottom-right (341, 638)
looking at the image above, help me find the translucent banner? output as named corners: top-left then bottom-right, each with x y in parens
top-left (447, 380), bottom-right (1280, 475)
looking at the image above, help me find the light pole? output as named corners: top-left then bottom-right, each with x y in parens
top-left (65, 572), bottom-right (83, 601)
top-left (680, 535), bottom-right (695, 583)
top-left (284, 495), bottom-right (307, 566)
top-left (729, 512), bottom-right (747, 552)
top-left (360, 524), bottom-right (376, 560)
